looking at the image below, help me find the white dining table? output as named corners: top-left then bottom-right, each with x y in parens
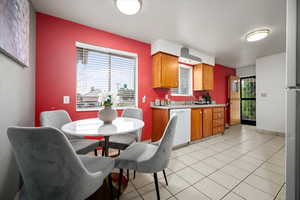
top-left (62, 117), bottom-right (145, 156)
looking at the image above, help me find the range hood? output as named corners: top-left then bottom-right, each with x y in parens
top-left (151, 40), bottom-right (215, 66)
top-left (179, 47), bottom-right (202, 65)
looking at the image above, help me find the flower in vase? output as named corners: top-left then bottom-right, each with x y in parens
top-left (98, 92), bottom-right (119, 107)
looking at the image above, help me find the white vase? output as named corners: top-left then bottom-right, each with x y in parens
top-left (98, 106), bottom-right (117, 124)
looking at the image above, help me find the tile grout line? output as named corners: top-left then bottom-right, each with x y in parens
top-left (167, 131), bottom-right (272, 199)
top-left (127, 128), bottom-right (284, 200)
top-left (219, 144), bottom-right (285, 200)
top-left (173, 130), bottom-right (280, 199)
top-left (184, 134), bottom-right (282, 200)
top-left (188, 135), bottom-right (283, 199)
top-left (273, 183), bottom-right (286, 200)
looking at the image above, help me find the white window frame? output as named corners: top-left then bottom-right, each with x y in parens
top-left (171, 64), bottom-right (193, 96)
top-left (75, 42), bottom-right (139, 111)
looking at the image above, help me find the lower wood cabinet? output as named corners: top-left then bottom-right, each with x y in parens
top-left (191, 108), bottom-right (203, 141)
top-left (151, 108), bottom-right (169, 142)
top-left (212, 107), bottom-right (225, 135)
top-left (203, 108), bottom-right (213, 138)
top-left (152, 106), bottom-right (225, 143)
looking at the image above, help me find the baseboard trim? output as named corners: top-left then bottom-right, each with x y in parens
top-left (141, 139), bottom-right (151, 144)
top-left (256, 128), bottom-right (285, 137)
top-left (189, 134), bottom-right (223, 145)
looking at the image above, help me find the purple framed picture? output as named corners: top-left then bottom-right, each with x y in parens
top-left (0, 0), bottom-right (30, 67)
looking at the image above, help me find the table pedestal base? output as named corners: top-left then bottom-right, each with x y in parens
top-left (87, 172), bottom-right (128, 200)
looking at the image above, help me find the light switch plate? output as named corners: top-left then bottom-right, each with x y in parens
top-left (261, 93), bottom-right (267, 98)
top-left (63, 96), bottom-right (70, 104)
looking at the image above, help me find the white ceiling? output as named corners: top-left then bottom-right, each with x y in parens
top-left (31, 0), bottom-right (286, 68)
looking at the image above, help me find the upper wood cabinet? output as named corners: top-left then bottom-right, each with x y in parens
top-left (152, 52), bottom-right (179, 88)
top-left (191, 108), bottom-right (203, 141)
top-left (193, 63), bottom-right (214, 91)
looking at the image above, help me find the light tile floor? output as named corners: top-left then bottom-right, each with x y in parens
top-left (120, 125), bottom-right (286, 200)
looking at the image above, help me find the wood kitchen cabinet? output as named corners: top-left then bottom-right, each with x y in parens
top-left (191, 108), bottom-right (203, 141)
top-left (213, 107), bottom-right (225, 135)
top-left (203, 108), bottom-right (213, 138)
top-left (152, 108), bottom-right (169, 141)
top-left (152, 52), bottom-right (179, 88)
top-left (152, 106), bottom-right (224, 143)
top-left (193, 63), bottom-right (214, 91)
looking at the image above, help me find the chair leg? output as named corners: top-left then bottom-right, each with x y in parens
top-left (153, 173), bottom-right (160, 200)
top-left (133, 170), bottom-right (136, 179)
top-left (162, 169), bottom-right (168, 186)
top-left (94, 149), bottom-right (98, 156)
top-left (118, 169), bottom-right (123, 200)
top-left (108, 174), bottom-right (114, 200)
top-left (127, 169), bottom-right (130, 180)
top-left (102, 147), bottom-right (105, 156)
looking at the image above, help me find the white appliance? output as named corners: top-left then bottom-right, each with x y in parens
top-left (170, 109), bottom-right (191, 147)
top-left (286, 0), bottom-right (300, 199)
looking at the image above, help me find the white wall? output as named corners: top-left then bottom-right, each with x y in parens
top-left (236, 65), bottom-right (256, 77)
top-left (256, 53), bottom-right (286, 133)
top-left (0, 6), bottom-right (35, 199)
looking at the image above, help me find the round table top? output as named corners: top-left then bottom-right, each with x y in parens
top-left (61, 117), bottom-right (145, 137)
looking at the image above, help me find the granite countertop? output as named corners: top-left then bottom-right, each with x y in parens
top-left (151, 104), bottom-right (226, 109)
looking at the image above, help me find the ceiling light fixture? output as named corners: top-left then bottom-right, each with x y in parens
top-left (115, 0), bottom-right (142, 15)
top-left (246, 28), bottom-right (271, 42)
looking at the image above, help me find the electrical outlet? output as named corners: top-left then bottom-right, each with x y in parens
top-left (63, 96), bottom-right (70, 104)
top-left (142, 96), bottom-right (146, 103)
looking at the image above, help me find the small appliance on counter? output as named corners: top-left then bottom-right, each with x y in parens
top-left (201, 92), bottom-right (212, 104)
top-left (154, 99), bottom-right (160, 106)
top-left (194, 101), bottom-right (210, 105)
top-left (160, 100), bottom-right (166, 106)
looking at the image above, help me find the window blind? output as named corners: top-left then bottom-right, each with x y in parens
top-left (76, 46), bottom-right (136, 110)
top-left (171, 65), bottom-right (192, 96)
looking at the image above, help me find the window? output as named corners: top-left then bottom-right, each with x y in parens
top-left (171, 64), bottom-right (193, 96)
top-left (76, 42), bottom-right (137, 111)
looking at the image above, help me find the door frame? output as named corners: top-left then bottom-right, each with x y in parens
top-left (240, 76), bottom-right (256, 126)
top-left (228, 75), bottom-right (241, 126)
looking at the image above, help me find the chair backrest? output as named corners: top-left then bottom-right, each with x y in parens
top-left (146, 115), bottom-right (178, 171)
top-left (121, 108), bottom-right (143, 120)
top-left (40, 110), bottom-right (76, 139)
top-left (7, 127), bottom-right (91, 200)
top-left (121, 108), bottom-right (143, 141)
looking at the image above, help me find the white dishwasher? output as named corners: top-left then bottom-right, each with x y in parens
top-left (170, 109), bottom-right (191, 147)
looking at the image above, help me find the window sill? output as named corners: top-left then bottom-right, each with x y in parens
top-left (76, 106), bottom-right (137, 112)
top-left (171, 94), bottom-right (194, 97)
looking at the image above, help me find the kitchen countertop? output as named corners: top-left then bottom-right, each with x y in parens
top-left (151, 104), bottom-right (226, 109)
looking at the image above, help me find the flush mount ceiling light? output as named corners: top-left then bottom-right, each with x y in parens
top-left (115, 0), bottom-right (142, 15)
top-left (246, 28), bottom-right (271, 42)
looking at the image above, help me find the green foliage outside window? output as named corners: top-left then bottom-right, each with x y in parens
top-left (241, 78), bottom-right (256, 121)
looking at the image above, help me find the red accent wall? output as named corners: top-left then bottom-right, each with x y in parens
top-left (36, 13), bottom-right (236, 140)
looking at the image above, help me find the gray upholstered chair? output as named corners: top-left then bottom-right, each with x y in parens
top-left (40, 110), bottom-right (100, 155)
top-left (101, 108), bottom-right (143, 180)
top-left (7, 127), bottom-right (114, 200)
top-left (103, 108), bottom-right (143, 151)
top-left (115, 115), bottom-right (178, 200)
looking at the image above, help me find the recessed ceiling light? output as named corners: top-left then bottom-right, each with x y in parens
top-left (246, 28), bottom-right (271, 42)
top-left (115, 0), bottom-right (142, 15)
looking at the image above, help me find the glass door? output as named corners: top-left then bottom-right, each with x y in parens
top-left (240, 76), bottom-right (256, 125)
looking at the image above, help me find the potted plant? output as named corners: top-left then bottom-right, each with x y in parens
top-left (202, 92), bottom-right (212, 104)
top-left (98, 92), bottom-right (118, 124)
